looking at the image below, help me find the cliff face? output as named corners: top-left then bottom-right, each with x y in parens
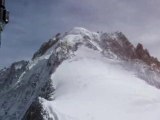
top-left (32, 33), bottom-right (61, 60)
top-left (135, 43), bottom-right (160, 68)
top-left (100, 32), bottom-right (136, 59)
top-left (100, 32), bottom-right (160, 71)
top-left (0, 60), bottom-right (29, 93)
top-left (0, 27), bottom-right (160, 120)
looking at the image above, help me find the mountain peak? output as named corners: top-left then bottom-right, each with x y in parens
top-left (1, 27), bottom-right (160, 120)
top-left (32, 27), bottom-right (160, 71)
top-left (69, 27), bottom-right (92, 35)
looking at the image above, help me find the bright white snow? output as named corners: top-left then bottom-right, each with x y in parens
top-left (42, 46), bottom-right (160, 120)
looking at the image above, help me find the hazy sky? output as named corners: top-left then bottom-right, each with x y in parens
top-left (1, 0), bottom-right (160, 67)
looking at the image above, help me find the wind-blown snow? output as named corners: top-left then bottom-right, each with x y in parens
top-left (68, 27), bottom-right (99, 39)
top-left (42, 46), bottom-right (160, 120)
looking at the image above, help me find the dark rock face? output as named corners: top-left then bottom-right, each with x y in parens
top-left (32, 33), bottom-right (61, 60)
top-left (22, 100), bottom-right (44, 120)
top-left (21, 39), bottom-right (68, 120)
top-left (135, 43), bottom-right (160, 68)
top-left (100, 32), bottom-right (160, 70)
top-left (0, 60), bottom-right (29, 92)
top-left (0, 57), bottom-right (59, 119)
top-left (136, 43), bottom-right (150, 61)
top-left (100, 32), bottom-right (136, 59)
top-left (22, 98), bottom-right (54, 120)
top-left (22, 79), bottom-right (55, 120)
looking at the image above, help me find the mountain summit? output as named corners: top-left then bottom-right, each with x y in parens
top-left (1, 27), bottom-right (160, 120)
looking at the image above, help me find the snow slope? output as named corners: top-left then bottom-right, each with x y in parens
top-left (42, 46), bottom-right (160, 120)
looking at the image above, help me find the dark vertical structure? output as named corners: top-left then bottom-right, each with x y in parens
top-left (0, 0), bottom-right (9, 46)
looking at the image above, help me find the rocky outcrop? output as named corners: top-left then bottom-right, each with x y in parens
top-left (100, 32), bottom-right (136, 59)
top-left (135, 43), bottom-right (160, 68)
top-left (100, 32), bottom-right (160, 70)
top-left (0, 60), bottom-right (28, 93)
top-left (32, 33), bottom-right (61, 60)
top-left (22, 100), bottom-right (44, 120)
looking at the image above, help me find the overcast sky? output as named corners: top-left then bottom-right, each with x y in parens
top-left (0, 0), bottom-right (160, 68)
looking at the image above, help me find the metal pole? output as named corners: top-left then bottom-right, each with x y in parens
top-left (0, 31), bottom-right (1, 47)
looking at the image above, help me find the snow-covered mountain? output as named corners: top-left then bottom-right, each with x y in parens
top-left (1, 27), bottom-right (160, 120)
